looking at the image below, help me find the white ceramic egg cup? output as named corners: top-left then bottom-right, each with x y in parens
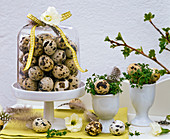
top-left (91, 94), bottom-right (119, 133)
top-left (11, 82), bottom-right (85, 130)
top-left (130, 83), bottom-right (156, 126)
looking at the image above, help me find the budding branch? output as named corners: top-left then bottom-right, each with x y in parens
top-left (108, 39), bottom-right (170, 74)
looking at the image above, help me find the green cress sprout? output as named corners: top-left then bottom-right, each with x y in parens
top-left (46, 129), bottom-right (67, 138)
top-left (123, 63), bottom-right (165, 88)
top-left (85, 73), bottom-right (123, 95)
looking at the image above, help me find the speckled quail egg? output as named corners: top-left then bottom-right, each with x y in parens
top-left (32, 41), bottom-right (43, 57)
top-left (38, 77), bottom-right (54, 91)
top-left (127, 63), bottom-right (141, 75)
top-left (94, 79), bottom-right (110, 95)
top-left (151, 68), bottom-right (160, 83)
top-left (28, 66), bottom-right (44, 81)
top-left (51, 50), bottom-right (66, 64)
top-left (32, 118), bottom-right (51, 133)
top-left (0, 120), bottom-right (4, 130)
top-left (19, 65), bottom-right (28, 78)
top-left (109, 120), bottom-right (125, 135)
top-left (64, 59), bottom-right (78, 76)
top-left (52, 64), bottom-right (70, 79)
top-left (19, 36), bottom-right (30, 54)
top-left (55, 36), bottom-right (67, 49)
top-left (54, 79), bottom-right (69, 91)
top-left (22, 78), bottom-right (38, 91)
top-left (37, 33), bottom-right (54, 43)
top-left (65, 42), bottom-right (78, 58)
top-left (22, 53), bottom-right (37, 67)
top-left (43, 39), bottom-right (57, 56)
top-left (68, 76), bottom-right (79, 90)
top-left (35, 36), bottom-right (43, 44)
top-left (19, 54), bottom-right (24, 64)
top-left (19, 78), bottom-right (25, 89)
top-left (38, 55), bottom-right (54, 72)
top-left (85, 121), bottom-right (102, 136)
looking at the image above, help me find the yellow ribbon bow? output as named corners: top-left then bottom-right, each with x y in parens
top-left (24, 11), bottom-right (87, 73)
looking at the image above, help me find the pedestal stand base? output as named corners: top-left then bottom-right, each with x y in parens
top-left (44, 101), bottom-right (66, 130)
top-left (99, 119), bottom-right (114, 133)
top-left (51, 118), bottom-right (66, 130)
top-left (131, 116), bottom-right (152, 127)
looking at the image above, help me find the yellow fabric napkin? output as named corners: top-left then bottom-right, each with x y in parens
top-left (0, 107), bottom-right (128, 139)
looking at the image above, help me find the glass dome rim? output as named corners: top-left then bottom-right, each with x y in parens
top-left (20, 24), bottom-right (76, 30)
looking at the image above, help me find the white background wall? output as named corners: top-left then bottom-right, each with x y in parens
top-left (0, 0), bottom-right (170, 108)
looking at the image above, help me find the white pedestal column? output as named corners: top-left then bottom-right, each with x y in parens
top-left (44, 101), bottom-right (66, 130)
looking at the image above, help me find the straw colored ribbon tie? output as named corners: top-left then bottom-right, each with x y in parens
top-left (27, 13), bottom-right (46, 26)
top-left (23, 24), bottom-right (37, 71)
top-left (23, 12), bottom-right (87, 73)
top-left (54, 25), bottom-right (88, 73)
top-left (60, 11), bottom-right (72, 22)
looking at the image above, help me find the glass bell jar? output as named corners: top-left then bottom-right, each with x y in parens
top-left (17, 24), bottom-right (81, 92)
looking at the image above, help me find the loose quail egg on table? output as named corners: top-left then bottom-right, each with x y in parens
top-left (32, 118), bottom-right (51, 133)
top-left (109, 120), bottom-right (125, 135)
top-left (85, 121), bottom-right (102, 136)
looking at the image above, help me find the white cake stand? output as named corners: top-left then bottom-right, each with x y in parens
top-left (11, 81), bottom-right (85, 130)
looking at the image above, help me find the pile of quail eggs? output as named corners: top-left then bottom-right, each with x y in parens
top-left (19, 33), bottom-right (79, 91)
